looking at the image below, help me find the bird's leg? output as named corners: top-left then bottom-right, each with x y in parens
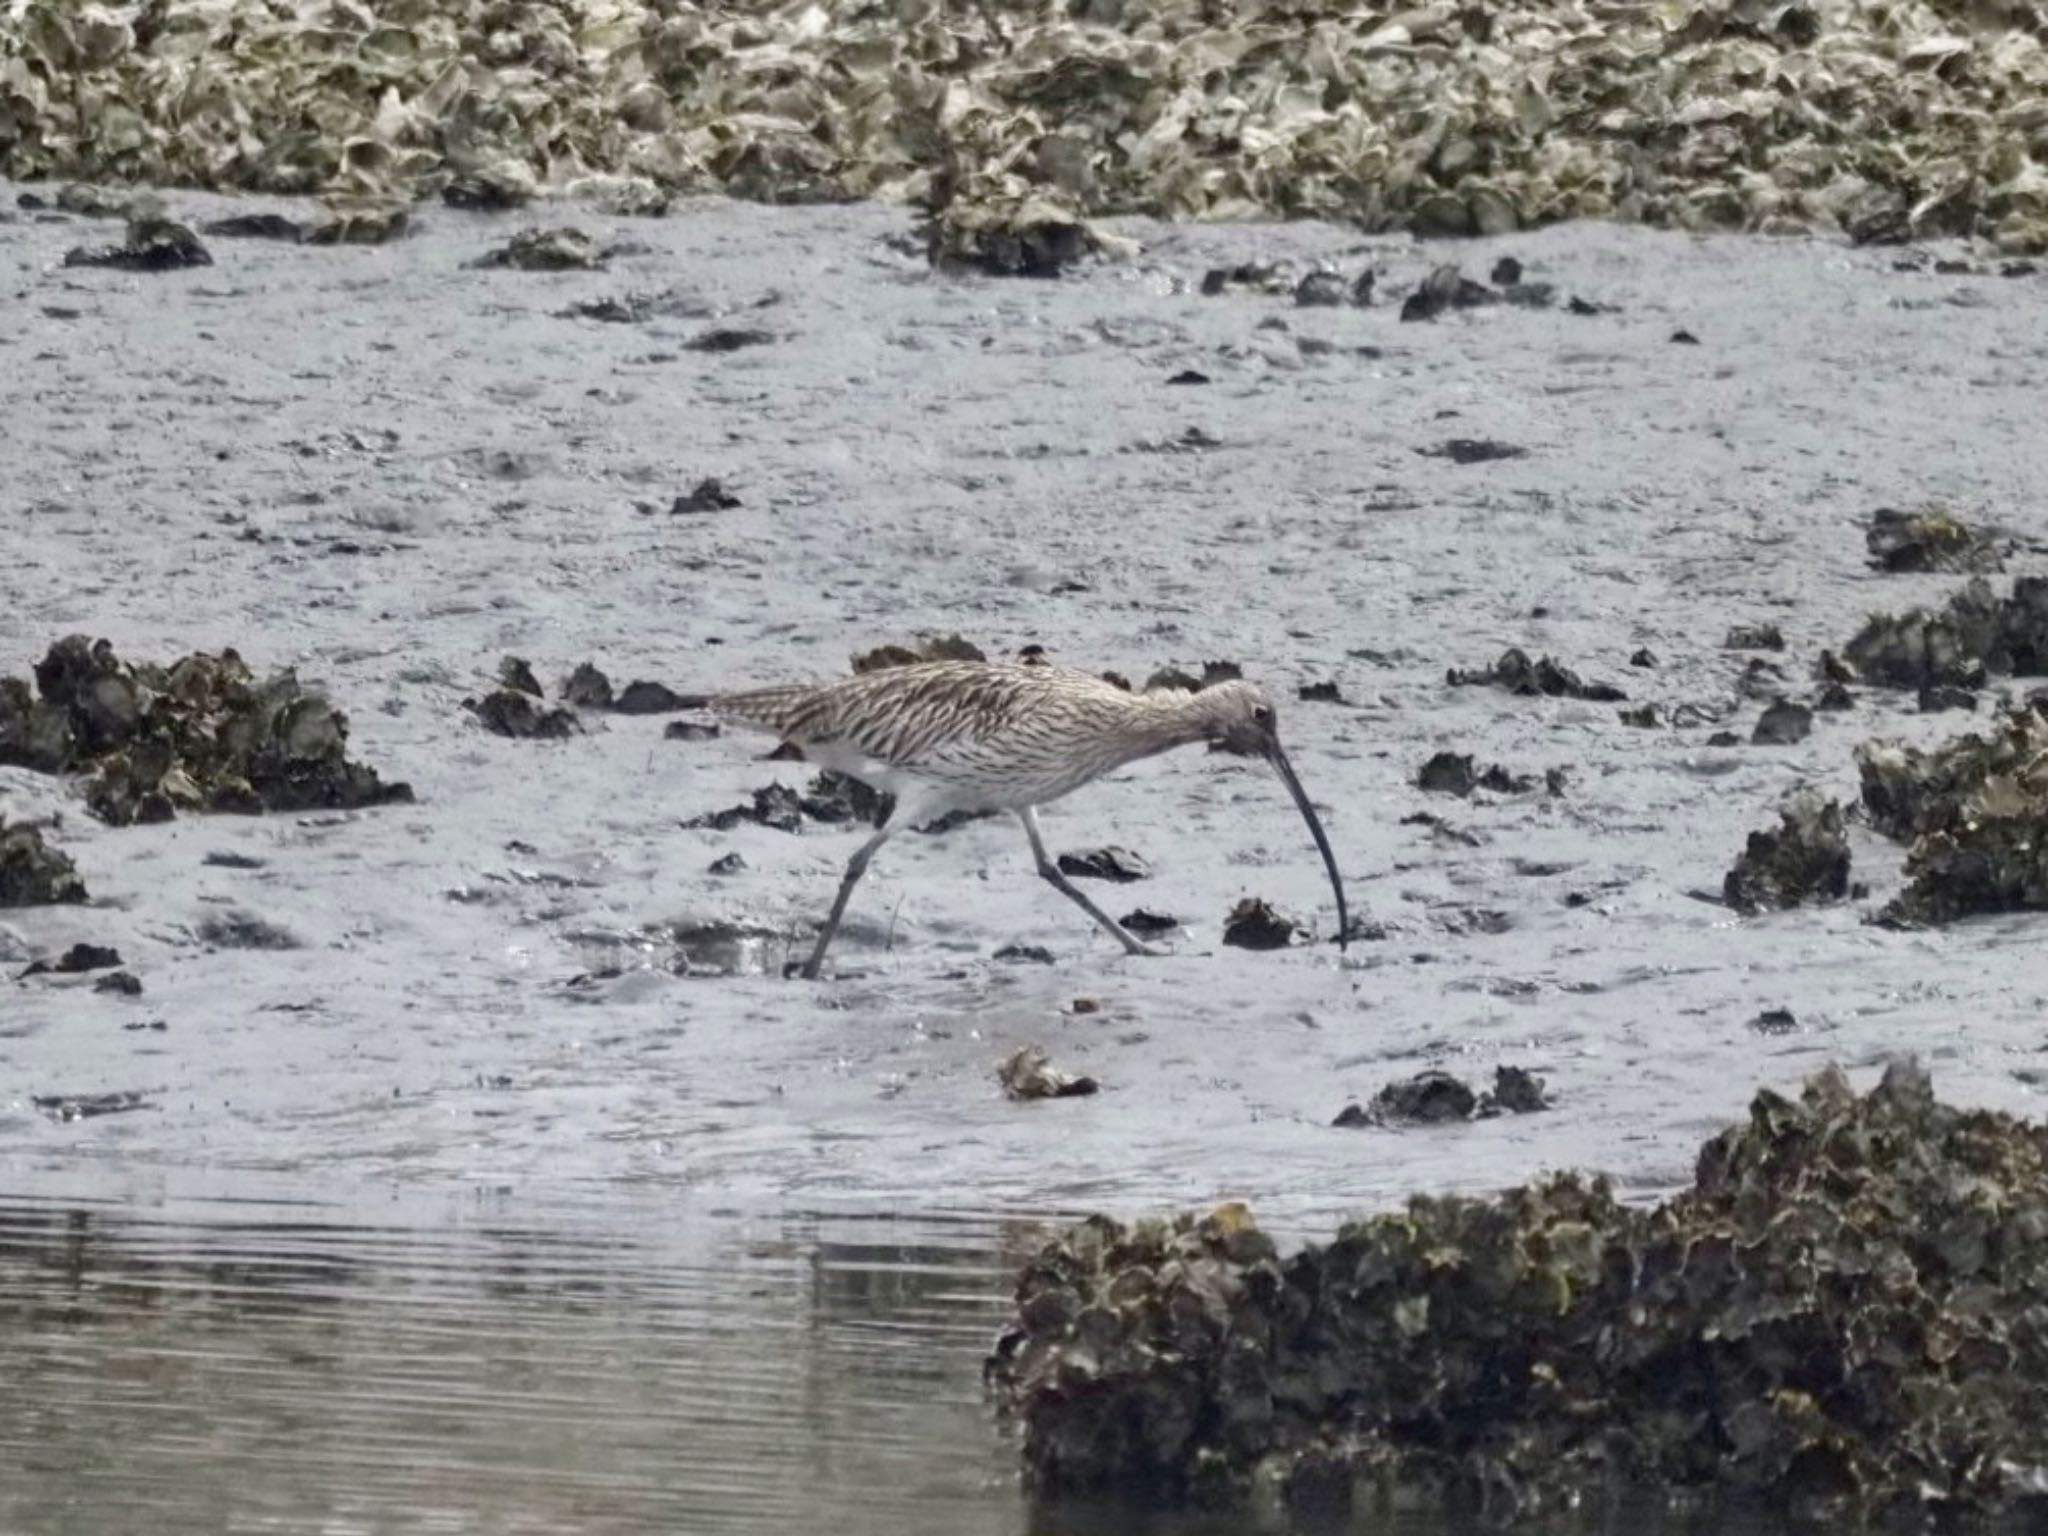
top-left (798, 821), bottom-right (898, 980)
top-left (1018, 807), bottom-right (1165, 958)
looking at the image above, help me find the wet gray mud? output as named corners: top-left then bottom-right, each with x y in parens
top-left (3, 183), bottom-right (2048, 1531)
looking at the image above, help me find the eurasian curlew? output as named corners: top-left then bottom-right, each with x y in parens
top-left (683, 660), bottom-right (1349, 978)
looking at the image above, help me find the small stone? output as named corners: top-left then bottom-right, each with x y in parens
top-left (998, 1043), bottom-right (1098, 1099)
top-left (93, 970), bottom-right (143, 996)
top-left (1630, 648), bottom-right (1658, 668)
top-left (1057, 847), bottom-right (1151, 882)
top-left (994, 943), bottom-right (1056, 964)
top-left (471, 690), bottom-right (580, 739)
top-left (664, 720), bottom-right (721, 741)
top-left (707, 851), bottom-right (746, 875)
top-left (1751, 1007), bottom-right (1798, 1035)
top-left (1118, 909), bottom-right (1178, 936)
top-left (1297, 680), bottom-right (1343, 703)
top-left (1671, 328), bottom-right (1701, 344)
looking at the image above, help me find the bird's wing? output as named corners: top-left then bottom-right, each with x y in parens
top-left (711, 663), bottom-right (1062, 768)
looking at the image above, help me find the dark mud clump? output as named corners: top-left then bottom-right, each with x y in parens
top-left (1340, 1065), bottom-right (1553, 1125)
top-left (1724, 793), bottom-right (1850, 914)
top-left (1865, 506), bottom-right (2009, 574)
top-left (0, 817), bottom-right (87, 906)
top-left (990, 1060), bottom-right (2048, 1527)
top-left (998, 1044), bottom-right (1100, 1101)
top-left (1858, 706), bottom-right (2048, 926)
top-left (1842, 576), bottom-right (2048, 693)
top-left (1222, 897), bottom-right (1297, 950)
top-left (16, 941), bottom-right (120, 977)
top-left (1447, 648), bottom-right (1626, 702)
top-left (1, 637), bottom-right (412, 826)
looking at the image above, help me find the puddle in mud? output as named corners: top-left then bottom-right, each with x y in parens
top-left (0, 1193), bottom-right (1799, 1535)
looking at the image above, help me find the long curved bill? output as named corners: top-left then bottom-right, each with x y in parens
top-left (1264, 742), bottom-right (1350, 951)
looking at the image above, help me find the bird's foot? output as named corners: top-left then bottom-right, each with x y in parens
top-left (1118, 939), bottom-right (1169, 959)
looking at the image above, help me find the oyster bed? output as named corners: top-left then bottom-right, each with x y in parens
top-left (2, 0), bottom-right (2048, 252)
top-left (990, 1061), bottom-right (2048, 1526)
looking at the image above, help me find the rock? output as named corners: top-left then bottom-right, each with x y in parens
top-left (1296, 681), bottom-right (1342, 703)
top-left (1416, 751), bottom-right (1538, 796)
top-left (1418, 438), bottom-right (1527, 464)
top-left (1725, 623), bottom-right (1786, 651)
top-left (93, 970), bottom-right (143, 996)
top-left (612, 680), bottom-right (691, 714)
top-left (1292, 269), bottom-right (1348, 306)
top-left (1057, 847), bottom-right (1151, 882)
top-left (305, 201), bottom-right (409, 244)
top-left (1751, 699), bottom-right (1813, 745)
top-left (1119, 908), bottom-right (1179, 937)
top-left (852, 635), bottom-right (987, 673)
top-left (471, 689), bottom-right (580, 739)
top-left (202, 212), bottom-right (303, 241)
top-left (1751, 1007), bottom-right (1798, 1035)
top-left (685, 325), bottom-right (778, 353)
top-left (1480, 1065), bottom-right (1550, 1114)
top-left (63, 215), bottom-right (211, 271)
top-left (20, 941), bottom-right (122, 975)
top-left (1363, 1069), bottom-right (1478, 1124)
top-left (562, 663), bottom-right (614, 708)
top-left (1201, 262), bottom-right (1291, 296)
top-left (1839, 575), bottom-right (2048, 692)
top-left (1860, 706), bottom-right (2048, 926)
top-left (707, 851), bottom-right (746, 875)
top-left (196, 911), bottom-right (297, 949)
top-left (497, 656), bottom-right (543, 697)
top-left (1865, 507), bottom-right (2008, 574)
top-left (991, 1062), bottom-right (2048, 1525)
top-left (1399, 263), bottom-right (1497, 321)
top-left (2, 637), bottom-right (410, 825)
top-left (663, 720), bottom-right (721, 741)
top-left (671, 478), bottom-right (741, 512)
top-left (468, 226), bottom-right (604, 270)
top-left (993, 944), bottom-right (1057, 965)
top-left (998, 1044), bottom-right (1098, 1099)
top-left (1724, 793), bottom-right (1850, 913)
top-left (442, 166), bottom-right (536, 210)
top-left (1447, 648), bottom-right (1626, 702)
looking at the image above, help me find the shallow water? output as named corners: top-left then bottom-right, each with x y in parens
top-left (0, 1187), bottom-right (1789, 1536)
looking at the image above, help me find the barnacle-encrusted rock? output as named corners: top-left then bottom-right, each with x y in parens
top-left (1842, 576), bottom-right (2048, 692)
top-left (0, 816), bottom-right (87, 906)
top-left (1724, 792), bottom-right (1850, 913)
top-left (1447, 648), bottom-right (1626, 702)
top-left (1859, 704), bottom-right (2048, 926)
top-left (0, 637), bottom-right (411, 826)
top-left (990, 1061), bottom-right (2048, 1525)
top-left (1866, 507), bottom-right (2009, 574)
top-left (6, 0), bottom-right (2048, 254)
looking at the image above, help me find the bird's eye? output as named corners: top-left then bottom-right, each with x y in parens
top-left (1252, 706), bottom-right (1273, 725)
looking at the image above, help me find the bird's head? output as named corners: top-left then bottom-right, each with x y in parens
top-left (1194, 679), bottom-right (1282, 758)
top-left (1184, 675), bottom-right (1351, 951)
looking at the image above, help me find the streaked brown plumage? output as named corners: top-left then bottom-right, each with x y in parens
top-left (689, 660), bottom-right (1349, 978)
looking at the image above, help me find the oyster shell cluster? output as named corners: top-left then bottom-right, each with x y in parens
top-left (989, 1060), bottom-right (2048, 1524)
top-left (4, 0), bottom-right (2047, 253)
